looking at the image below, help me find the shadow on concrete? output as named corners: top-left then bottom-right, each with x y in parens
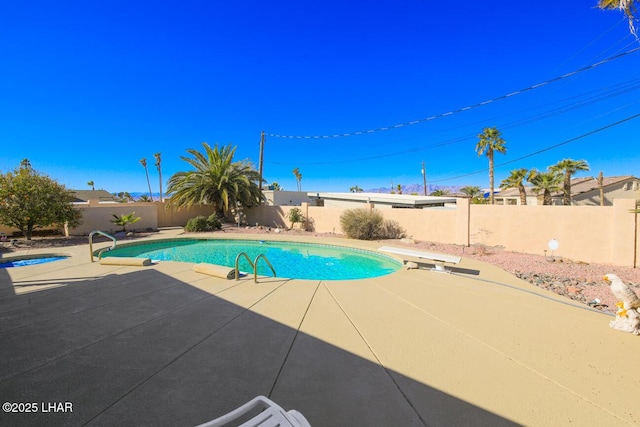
top-left (0, 269), bottom-right (520, 426)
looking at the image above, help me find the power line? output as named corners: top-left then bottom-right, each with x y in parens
top-left (266, 78), bottom-right (640, 167)
top-left (266, 47), bottom-right (640, 139)
top-left (428, 112), bottom-right (640, 183)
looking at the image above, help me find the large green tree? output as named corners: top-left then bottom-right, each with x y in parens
top-left (530, 171), bottom-right (563, 205)
top-left (550, 159), bottom-right (590, 206)
top-left (476, 127), bottom-right (507, 205)
top-left (500, 168), bottom-right (534, 205)
top-left (0, 161), bottom-right (82, 239)
top-left (166, 143), bottom-right (264, 217)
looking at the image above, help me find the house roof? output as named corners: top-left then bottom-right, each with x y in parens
top-left (70, 190), bottom-right (116, 202)
top-left (497, 175), bottom-right (636, 198)
top-left (308, 192), bottom-right (457, 207)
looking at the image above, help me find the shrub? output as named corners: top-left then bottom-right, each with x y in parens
top-left (184, 216), bottom-right (209, 232)
top-left (340, 208), bottom-right (407, 240)
top-left (286, 207), bottom-right (305, 229)
top-left (340, 208), bottom-right (384, 240)
top-left (381, 219), bottom-right (406, 239)
top-left (206, 214), bottom-right (222, 230)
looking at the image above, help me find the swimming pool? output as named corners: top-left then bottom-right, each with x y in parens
top-left (0, 254), bottom-right (69, 268)
top-left (101, 239), bottom-right (402, 280)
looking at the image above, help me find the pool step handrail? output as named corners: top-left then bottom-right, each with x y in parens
top-left (234, 252), bottom-right (277, 283)
top-left (253, 253), bottom-right (276, 283)
top-left (235, 252), bottom-right (254, 281)
top-left (89, 230), bottom-right (117, 262)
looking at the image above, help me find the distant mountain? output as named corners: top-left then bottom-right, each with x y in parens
top-left (364, 184), bottom-right (463, 195)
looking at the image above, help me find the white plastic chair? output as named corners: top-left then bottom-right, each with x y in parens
top-left (196, 395), bottom-right (311, 427)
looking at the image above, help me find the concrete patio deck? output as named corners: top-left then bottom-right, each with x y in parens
top-left (0, 229), bottom-right (639, 426)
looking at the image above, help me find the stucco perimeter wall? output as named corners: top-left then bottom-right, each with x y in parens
top-left (244, 198), bottom-right (638, 267)
top-left (468, 198), bottom-right (637, 266)
top-left (69, 202), bottom-right (158, 235)
top-left (156, 202), bottom-right (217, 228)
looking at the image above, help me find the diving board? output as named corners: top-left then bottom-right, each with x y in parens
top-left (378, 246), bottom-right (461, 264)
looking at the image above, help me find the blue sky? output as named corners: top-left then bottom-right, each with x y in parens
top-left (1, 1), bottom-right (639, 194)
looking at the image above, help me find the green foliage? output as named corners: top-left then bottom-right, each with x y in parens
top-left (530, 171), bottom-right (563, 205)
top-left (339, 208), bottom-right (405, 240)
top-left (430, 189), bottom-right (450, 196)
top-left (111, 212), bottom-right (141, 232)
top-left (207, 214), bottom-right (222, 230)
top-left (0, 161), bottom-right (82, 240)
top-left (113, 192), bottom-right (134, 203)
top-left (341, 209), bottom-right (383, 240)
top-left (184, 216), bottom-right (209, 232)
top-left (292, 168), bottom-right (302, 192)
top-left (286, 207), bottom-right (305, 229)
top-left (167, 143), bottom-right (264, 218)
top-left (184, 214), bottom-right (221, 232)
top-left (476, 126), bottom-right (507, 204)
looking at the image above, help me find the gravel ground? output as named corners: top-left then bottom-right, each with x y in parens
top-left (4, 226), bottom-right (638, 314)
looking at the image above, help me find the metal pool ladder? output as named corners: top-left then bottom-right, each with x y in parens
top-left (89, 230), bottom-right (117, 262)
top-left (235, 252), bottom-right (276, 283)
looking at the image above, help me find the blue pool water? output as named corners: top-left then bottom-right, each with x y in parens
top-left (0, 256), bottom-right (68, 268)
top-left (102, 239), bottom-right (401, 280)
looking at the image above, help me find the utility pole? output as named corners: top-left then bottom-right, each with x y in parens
top-left (422, 161), bottom-right (427, 196)
top-left (258, 131), bottom-right (265, 192)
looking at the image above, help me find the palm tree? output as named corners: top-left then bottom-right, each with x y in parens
top-left (270, 182), bottom-right (282, 191)
top-left (350, 185), bottom-right (363, 193)
top-left (111, 212), bottom-right (141, 232)
top-left (87, 180), bottom-right (95, 191)
top-left (599, 0), bottom-right (638, 35)
top-left (550, 159), bottom-right (590, 206)
top-left (166, 143), bottom-right (264, 218)
top-left (292, 168), bottom-right (302, 191)
top-left (154, 153), bottom-right (163, 202)
top-left (431, 189), bottom-right (450, 196)
top-left (137, 194), bottom-right (152, 202)
top-left (500, 168), bottom-right (534, 205)
top-left (140, 158), bottom-right (154, 202)
top-left (460, 186), bottom-right (482, 198)
top-left (476, 127), bottom-right (507, 205)
top-left (396, 184), bottom-right (403, 194)
top-left (530, 171), bottom-right (563, 205)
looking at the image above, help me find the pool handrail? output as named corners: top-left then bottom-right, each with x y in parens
top-left (234, 252), bottom-right (277, 283)
top-left (235, 252), bottom-right (254, 281)
top-left (89, 230), bottom-right (117, 262)
top-left (253, 253), bottom-right (276, 283)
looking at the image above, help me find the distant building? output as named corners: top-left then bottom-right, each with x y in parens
top-left (307, 192), bottom-right (457, 209)
top-left (70, 190), bottom-right (116, 203)
top-left (494, 175), bottom-right (640, 206)
top-left (262, 190), bottom-right (313, 206)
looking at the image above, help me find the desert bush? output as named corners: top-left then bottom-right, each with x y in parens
top-left (340, 209), bottom-right (407, 240)
top-left (206, 214), bottom-right (222, 230)
top-left (381, 219), bottom-right (406, 239)
top-left (184, 216), bottom-right (209, 232)
top-left (286, 207), bottom-right (305, 229)
top-left (340, 208), bottom-right (384, 240)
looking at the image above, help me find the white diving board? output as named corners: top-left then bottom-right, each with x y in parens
top-left (378, 246), bottom-right (461, 264)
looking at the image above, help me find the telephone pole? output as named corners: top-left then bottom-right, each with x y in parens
top-left (258, 131), bottom-right (265, 192)
top-left (422, 161), bottom-right (427, 196)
